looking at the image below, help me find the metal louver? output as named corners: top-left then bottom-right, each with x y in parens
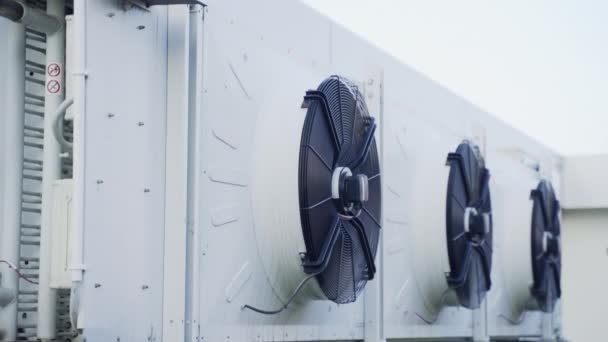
top-left (298, 75), bottom-right (382, 304)
top-left (445, 141), bottom-right (493, 309)
top-left (530, 180), bottom-right (561, 312)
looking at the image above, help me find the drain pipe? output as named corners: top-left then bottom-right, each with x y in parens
top-left (0, 0), bottom-right (61, 34)
top-left (0, 20), bottom-right (25, 342)
top-left (36, 0), bottom-right (65, 339)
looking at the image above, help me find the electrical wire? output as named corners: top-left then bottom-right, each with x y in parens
top-left (414, 288), bottom-right (451, 325)
top-left (242, 272), bottom-right (320, 315)
top-left (499, 311), bottom-right (528, 325)
top-left (0, 260), bottom-right (39, 285)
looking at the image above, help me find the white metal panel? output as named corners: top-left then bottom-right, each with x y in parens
top-left (76, 2), bottom-right (169, 341)
top-left (562, 155), bottom-right (608, 209)
top-left (562, 209), bottom-right (608, 341)
top-left (197, 1), bottom-right (367, 340)
top-left (485, 148), bottom-right (545, 339)
top-left (163, 5), bottom-right (190, 342)
top-left (50, 180), bottom-right (73, 289)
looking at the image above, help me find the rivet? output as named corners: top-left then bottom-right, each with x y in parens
top-left (107, 113), bottom-right (115, 118)
top-left (142, 285), bottom-right (149, 290)
top-left (96, 180), bottom-right (104, 185)
top-left (138, 121), bottom-right (144, 126)
top-left (94, 283), bottom-right (101, 288)
top-left (137, 25), bottom-right (145, 30)
top-left (144, 188), bottom-right (150, 193)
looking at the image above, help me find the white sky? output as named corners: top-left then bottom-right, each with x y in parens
top-left (302, 0), bottom-right (608, 156)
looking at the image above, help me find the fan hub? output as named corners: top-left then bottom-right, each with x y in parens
top-left (542, 231), bottom-right (560, 257)
top-left (464, 207), bottom-right (490, 243)
top-left (331, 166), bottom-right (369, 216)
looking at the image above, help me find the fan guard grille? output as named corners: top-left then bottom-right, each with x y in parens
top-left (445, 141), bottom-right (493, 309)
top-left (298, 76), bottom-right (382, 304)
top-left (530, 180), bottom-right (562, 312)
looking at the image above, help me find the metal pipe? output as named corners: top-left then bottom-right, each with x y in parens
top-left (0, 0), bottom-right (61, 34)
top-left (51, 97), bottom-right (74, 150)
top-left (0, 20), bottom-right (25, 342)
top-left (185, 5), bottom-right (205, 341)
top-left (69, 0), bottom-right (88, 331)
top-left (37, 0), bottom-right (65, 340)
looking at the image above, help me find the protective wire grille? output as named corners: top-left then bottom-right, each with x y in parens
top-left (445, 141), bottom-right (493, 309)
top-left (530, 180), bottom-right (561, 312)
top-left (299, 76), bottom-right (381, 304)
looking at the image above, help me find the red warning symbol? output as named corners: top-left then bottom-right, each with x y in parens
top-left (47, 63), bottom-right (61, 77)
top-left (47, 80), bottom-right (61, 94)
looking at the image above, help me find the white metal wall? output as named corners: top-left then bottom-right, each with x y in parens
top-left (562, 209), bottom-right (608, 341)
top-left (75, 2), bottom-right (169, 341)
top-left (71, 0), bottom-right (565, 341)
top-left (561, 154), bottom-right (608, 341)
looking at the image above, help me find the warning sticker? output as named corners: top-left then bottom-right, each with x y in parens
top-left (45, 62), bottom-right (63, 96)
top-left (47, 63), bottom-right (61, 77)
top-left (47, 80), bottom-right (61, 94)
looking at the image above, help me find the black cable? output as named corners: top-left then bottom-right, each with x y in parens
top-left (0, 260), bottom-right (38, 285)
top-left (242, 272), bottom-right (320, 315)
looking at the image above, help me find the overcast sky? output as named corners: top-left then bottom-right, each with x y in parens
top-left (302, 0), bottom-right (608, 156)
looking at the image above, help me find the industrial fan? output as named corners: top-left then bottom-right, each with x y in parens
top-left (530, 180), bottom-right (561, 312)
top-left (445, 141), bottom-right (493, 309)
top-left (299, 75), bottom-right (382, 304)
top-left (243, 75), bottom-right (382, 315)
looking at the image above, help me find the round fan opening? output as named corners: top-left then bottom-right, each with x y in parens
top-left (298, 75), bottom-right (382, 304)
top-left (445, 141), bottom-right (493, 309)
top-left (530, 180), bottom-right (561, 312)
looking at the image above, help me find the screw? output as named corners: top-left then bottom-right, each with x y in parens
top-left (142, 285), bottom-right (149, 290)
top-left (144, 188), bottom-right (150, 193)
top-left (138, 121), bottom-right (144, 126)
top-left (94, 283), bottom-right (101, 288)
top-left (108, 113), bottom-right (115, 118)
top-left (96, 180), bottom-right (104, 185)
top-left (137, 25), bottom-right (145, 30)
top-left (107, 12), bottom-right (115, 18)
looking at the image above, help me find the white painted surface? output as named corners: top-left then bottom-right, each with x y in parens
top-left (75, 1), bottom-right (168, 340)
top-left (49, 180), bottom-right (73, 289)
top-left (66, 0), bottom-right (567, 341)
top-left (162, 6), bottom-right (190, 342)
top-left (562, 209), bottom-right (608, 342)
top-left (0, 20), bottom-right (25, 341)
top-left (37, 1), bottom-right (65, 338)
top-left (562, 155), bottom-right (608, 209)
